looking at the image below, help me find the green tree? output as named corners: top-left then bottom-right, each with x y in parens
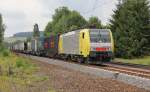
top-left (0, 14), bottom-right (5, 46)
top-left (44, 7), bottom-right (87, 35)
top-left (102, 24), bottom-right (111, 29)
top-left (33, 23), bottom-right (40, 38)
top-left (57, 10), bottom-right (87, 33)
top-left (110, 0), bottom-right (150, 58)
top-left (68, 11), bottom-right (87, 30)
top-left (88, 17), bottom-right (102, 28)
top-left (44, 22), bottom-right (53, 37)
top-left (52, 7), bottom-right (71, 26)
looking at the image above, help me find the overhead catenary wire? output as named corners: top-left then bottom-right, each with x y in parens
top-left (81, 0), bottom-right (108, 15)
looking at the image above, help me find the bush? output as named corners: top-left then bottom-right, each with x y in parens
top-left (15, 58), bottom-right (30, 68)
top-left (2, 49), bottom-right (10, 57)
top-left (0, 46), bottom-right (10, 57)
top-left (16, 59), bottom-right (25, 68)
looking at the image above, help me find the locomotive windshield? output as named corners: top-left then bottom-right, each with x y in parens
top-left (90, 29), bottom-right (111, 43)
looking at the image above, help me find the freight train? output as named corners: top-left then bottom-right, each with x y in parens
top-left (10, 29), bottom-right (114, 64)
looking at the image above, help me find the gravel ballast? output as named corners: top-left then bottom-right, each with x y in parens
top-left (29, 55), bottom-right (150, 90)
top-left (29, 56), bottom-right (150, 92)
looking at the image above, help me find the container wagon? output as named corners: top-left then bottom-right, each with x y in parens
top-left (44, 35), bottom-right (59, 57)
top-left (31, 37), bottom-right (44, 56)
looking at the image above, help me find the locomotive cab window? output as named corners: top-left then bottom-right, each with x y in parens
top-left (90, 29), bottom-right (111, 43)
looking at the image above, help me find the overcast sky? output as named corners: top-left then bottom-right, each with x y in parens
top-left (0, 0), bottom-right (118, 37)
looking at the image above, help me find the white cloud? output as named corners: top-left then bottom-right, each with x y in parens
top-left (0, 0), bottom-right (50, 37)
top-left (0, 0), bottom-right (117, 37)
top-left (79, 0), bottom-right (118, 24)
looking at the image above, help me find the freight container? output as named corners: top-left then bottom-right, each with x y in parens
top-left (44, 35), bottom-right (59, 57)
top-left (13, 41), bottom-right (25, 52)
top-left (38, 37), bottom-right (44, 51)
top-left (31, 37), bottom-right (44, 55)
top-left (25, 41), bottom-right (31, 53)
top-left (19, 41), bottom-right (25, 51)
top-left (31, 38), bottom-right (38, 52)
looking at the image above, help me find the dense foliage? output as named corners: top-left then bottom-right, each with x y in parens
top-left (110, 0), bottom-right (150, 58)
top-left (44, 7), bottom-right (105, 37)
top-left (88, 17), bottom-right (102, 28)
top-left (0, 14), bottom-right (5, 46)
top-left (44, 7), bottom-right (87, 37)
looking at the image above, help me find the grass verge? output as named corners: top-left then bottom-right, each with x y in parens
top-left (0, 49), bottom-right (53, 92)
top-left (115, 56), bottom-right (150, 65)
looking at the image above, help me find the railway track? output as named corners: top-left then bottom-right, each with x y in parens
top-left (18, 54), bottom-right (150, 91)
top-left (19, 53), bottom-right (150, 79)
top-left (67, 60), bottom-right (150, 79)
top-left (101, 64), bottom-right (150, 79)
top-left (102, 62), bottom-right (150, 78)
top-left (54, 58), bottom-right (150, 79)
top-left (106, 62), bottom-right (150, 70)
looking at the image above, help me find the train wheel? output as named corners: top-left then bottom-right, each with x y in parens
top-left (77, 57), bottom-right (84, 63)
top-left (85, 57), bottom-right (91, 64)
top-left (67, 55), bottom-right (71, 61)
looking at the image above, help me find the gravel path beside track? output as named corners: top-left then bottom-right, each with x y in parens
top-left (28, 56), bottom-right (150, 92)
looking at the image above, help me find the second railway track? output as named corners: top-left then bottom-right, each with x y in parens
top-left (102, 63), bottom-right (150, 79)
top-left (106, 62), bottom-right (150, 70)
top-left (103, 62), bottom-right (150, 78)
top-left (78, 61), bottom-right (150, 79)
